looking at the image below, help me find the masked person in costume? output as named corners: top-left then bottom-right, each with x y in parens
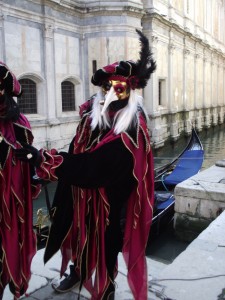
top-left (0, 62), bottom-right (40, 300)
top-left (15, 29), bottom-right (156, 300)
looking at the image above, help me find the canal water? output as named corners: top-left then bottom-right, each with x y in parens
top-left (153, 123), bottom-right (225, 171)
top-left (33, 124), bottom-right (225, 262)
top-left (147, 123), bottom-right (225, 263)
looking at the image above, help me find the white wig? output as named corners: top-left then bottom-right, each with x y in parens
top-left (90, 88), bottom-right (148, 134)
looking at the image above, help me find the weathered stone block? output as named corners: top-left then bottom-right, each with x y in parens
top-left (199, 199), bottom-right (225, 219)
top-left (174, 165), bottom-right (225, 241)
top-left (174, 213), bottom-right (212, 242)
top-left (175, 195), bottom-right (200, 216)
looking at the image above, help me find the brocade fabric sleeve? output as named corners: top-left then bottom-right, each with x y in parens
top-left (36, 149), bottom-right (64, 181)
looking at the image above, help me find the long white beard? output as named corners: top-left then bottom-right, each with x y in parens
top-left (90, 89), bottom-right (146, 134)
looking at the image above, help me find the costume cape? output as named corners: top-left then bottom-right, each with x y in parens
top-left (38, 99), bottom-right (154, 300)
top-left (0, 114), bottom-right (39, 299)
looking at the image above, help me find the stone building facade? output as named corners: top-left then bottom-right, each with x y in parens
top-left (0, 0), bottom-right (225, 150)
top-left (143, 0), bottom-right (225, 147)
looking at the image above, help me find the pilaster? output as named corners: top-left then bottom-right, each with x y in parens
top-left (203, 50), bottom-right (207, 109)
top-left (168, 34), bottom-right (179, 140)
top-left (168, 38), bottom-right (176, 113)
top-left (183, 46), bottom-right (192, 134)
top-left (43, 21), bottom-right (57, 121)
top-left (183, 47), bottom-right (190, 111)
top-left (144, 33), bottom-right (158, 114)
top-left (0, 11), bottom-right (5, 61)
top-left (194, 52), bottom-right (200, 110)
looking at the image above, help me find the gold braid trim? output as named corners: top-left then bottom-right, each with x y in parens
top-left (0, 171), bottom-right (11, 230)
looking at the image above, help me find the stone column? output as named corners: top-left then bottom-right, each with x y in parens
top-left (203, 50), bottom-right (206, 109)
top-left (194, 52), bottom-right (202, 131)
top-left (194, 52), bottom-right (199, 110)
top-left (224, 62), bottom-right (225, 107)
top-left (183, 47), bottom-right (191, 134)
top-left (43, 21), bottom-right (59, 149)
top-left (0, 12), bottom-right (5, 60)
top-left (222, 62), bottom-right (225, 123)
top-left (168, 37), bottom-right (179, 140)
top-left (144, 34), bottom-right (158, 114)
top-left (218, 58), bottom-right (223, 124)
top-left (215, 55), bottom-right (219, 122)
top-left (211, 55), bottom-right (218, 126)
top-left (168, 0), bottom-right (176, 23)
top-left (211, 55), bottom-right (215, 125)
top-left (144, 33), bottom-right (166, 148)
top-left (43, 22), bottom-right (57, 122)
top-left (202, 51), bottom-right (209, 128)
top-left (168, 37), bottom-right (175, 113)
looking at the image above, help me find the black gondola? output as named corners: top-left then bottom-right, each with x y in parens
top-left (150, 127), bottom-right (204, 238)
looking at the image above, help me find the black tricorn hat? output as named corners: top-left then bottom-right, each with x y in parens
top-left (91, 29), bottom-right (156, 90)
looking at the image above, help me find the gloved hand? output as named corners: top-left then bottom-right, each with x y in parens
top-left (15, 142), bottom-right (42, 168)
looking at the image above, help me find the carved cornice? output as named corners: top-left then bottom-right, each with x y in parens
top-left (145, 10), bottom-right (225, 59)
top-left (84, 6), bottom-right (144, 18)
top-left (48, 0), bottom-right (145, 17)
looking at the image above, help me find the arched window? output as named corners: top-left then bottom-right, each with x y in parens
top-left (18, 79), bottom-right (37, 114)
top-left (61, 81), bottom-right (75, 111)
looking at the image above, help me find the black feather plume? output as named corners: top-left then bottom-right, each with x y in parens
top-left (135, 29), bottom-right (156, 88)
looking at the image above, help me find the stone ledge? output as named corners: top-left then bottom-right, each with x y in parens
top-left (174, 165), bottom-right (225, 242)
top-left (175, 165), bottom-right (225, 201)
top-left (156, 211), bottom-right (225, 300)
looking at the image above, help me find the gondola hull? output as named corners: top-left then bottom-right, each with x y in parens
top-left (150, 128), bottom-right (204, 239)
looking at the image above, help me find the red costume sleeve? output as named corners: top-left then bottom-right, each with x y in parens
top-left (121, 117), bottom-right (154, 300)
top-left (36, 149), bottom-right (64, 181)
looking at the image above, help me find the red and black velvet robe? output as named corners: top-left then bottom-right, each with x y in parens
top-left (38, 99), bottom-right (154, 300)
top-left (0, 114), bottom-right (40, 299)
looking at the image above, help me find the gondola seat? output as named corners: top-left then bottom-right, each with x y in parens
top-left (163, 149), bottom-right (204, 186)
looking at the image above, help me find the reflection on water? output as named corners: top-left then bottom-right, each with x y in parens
top-left (198, 124), bottom-right (225, 170)
top-left (153, 124), bottom-right (225, 171)
top-left (149, 124), bottom-right (225, 263)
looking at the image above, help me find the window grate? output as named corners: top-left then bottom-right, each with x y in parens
top-left (18, 79), bottom-right (37, 114)
top-left (61, 81), bottom-right (75, 111)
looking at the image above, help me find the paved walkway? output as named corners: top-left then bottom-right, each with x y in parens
top-left (3, 209), bottom-right (225, 300)
top-left (2, 249), bottom-right (167, 300)
top-left (2, 201), bottom-right (225, 299)
top-left (155, 210), bottom-right (225, 300)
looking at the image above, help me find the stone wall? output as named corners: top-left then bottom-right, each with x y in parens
top-left (174, 164), bottom-right (225, 242)
top-left (0, 0), bottom-right (144, 150)
top-left (143, 0), bottom-right (225, 148)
